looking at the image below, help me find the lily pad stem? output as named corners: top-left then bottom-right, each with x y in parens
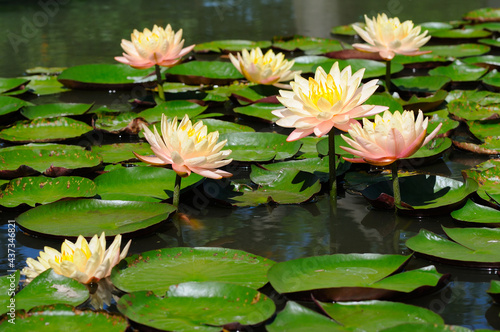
top-left (173, 173), bottom-right (182, 208)
top-left (328, 131), bottom-right (337, 200)
top-left (391, 160), bottom-right (401, 209)
top-left (155, 64), bottom-right (165, 100)
top-left (385, 60), bottom-right (391, 93)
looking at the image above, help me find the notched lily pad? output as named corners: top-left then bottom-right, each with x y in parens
top-left (21, 103), bottom-right (93, 119)
top-left (426, 109), bottom-right (460, 136)
top-left (16, 198), bottom-right (175, 238)
top-left (111, 247), bottom-right (274, 292)
top-left (202, 118), bottom-right (255, 134)
top-left (194, 39), bottom-right (272, 53)
top-left (447, 90), bottom-right (500, 121)
top-left (406, 226), bottom-right (500, 268)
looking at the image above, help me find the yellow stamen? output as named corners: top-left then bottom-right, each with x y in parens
top-left (308, 75), bottom-right (341, 108)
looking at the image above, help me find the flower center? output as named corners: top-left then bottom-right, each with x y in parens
top-left (186, 127), bottom-right (206, 143)
top-left (308, 75), bottom-right (341, 108)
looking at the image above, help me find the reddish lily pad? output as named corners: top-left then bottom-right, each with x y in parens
top-left (194, 39), bottom-right (271, 53)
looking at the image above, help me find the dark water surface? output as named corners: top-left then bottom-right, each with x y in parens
top-left (1, 0), bottom-right (500, 330)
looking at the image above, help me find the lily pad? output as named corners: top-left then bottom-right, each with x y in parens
top-left (0, 176), bottom-right (97, 208)
top-left (0, 117), bottom-right (93, 142)
top-left (365, 93), bottom-right (404, 114)
top-left (318, 300), bottom-right (444, 332)
top-left (201, 118), bottom-right (255, 134)
top-left (447, 96), bottom-right (500, 121)
top-left (202, 81), bottom-right (249, 102)
top-left (482, 69), bottom-right (500, 90)
top-left (16, 199), bottom-right (175, 238)
top-left (331, 23), bottom-right (361, 36)
top-left (6, 269), bottom-right (88, 314)
top-left (194, 39), bottom-right (272, 53)
top-left (406, 226), bottom-right (500, 268)
top-left (461, 55), bottom-right (500, 67)
top-left (1, 304), bottom-right (128, 331)
top-left (166, 60), bottom-right (244, 85)
top-left (391, 76), bottom-right (451, 93)
top-left (272, 36), bottom-right (343, 53)
top-left (361, 175), bottom-right (478, 216)
top-left (420, 44), bottom-right (490, 58)
top-left (233, 102), bottom-right (281, 122)
top-left (426, 109), bottom-right (460, 135)
top-left (137, 100), bottom-right (207, 123)
top-left (92, 142), bottom-right (152, 163)
top-left (0, 77), bottom-right (29, 94)
top-left (451, 199), bottom-right (500, 226)
top-left (380, 323), bottom-right (474, 331)
top-left (231, 84), bottom-right (280, 104)
top-left (57, 63), bottom-right (156, 89)
top-left (92, 111), bottom-right (143, 134)
top-left (403, 137), bottom-right (452, 161)
top-left (267, 253), bottom-right (445, 301)
top-left (220, 132), bottom-right (302, 162)
top-left (117, 281), bottom-right (275, 332)
top-left (20, 103), bottom-right (93, 120)
top-left (94, 166), bottom-right (204, 202)
top-left (111, 247), bottom-right (274, 292)
top-left (0, 96), bottom-right (34, 117)
top-left (462, 159), bottom-right (500, 202)
top-left (432, 28), bottom-right (491, 39)
top-left (468, 120), bottom-right (500, 140)
top-left (420, 22), bottom-right (454, 35)
top-left (0, 143), bottom-right (102, 178)
top-left (315, 59), bottom-right (404, 79)
top-left (428, 60), bottom-right (488, 81)
top-left (251, 157), bottom-right (329, 182)
top-left (394, 90), bottom-right (448, 113)
top-left (464, 8), bottom-right (500, 22)
top-left (23, 75), bottom-right (69, 95)
top-left (291, 55), bottom-right (331, 73)
top-left (392, 53), bottom-right (451, 67)
top-left (487, 280), bottom-right (500, 303)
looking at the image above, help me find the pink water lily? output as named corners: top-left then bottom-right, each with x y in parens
top-left (352, 14), bottom-right (431, 61)
top-left (272, 62), bottom-right (388, 141)
top-left (340, 110), bottom-right (442, 166)
top-left (115, 24), bottom-right (195, 69)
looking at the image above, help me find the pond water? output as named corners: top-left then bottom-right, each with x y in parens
top-left (1, 0), bottom-right (500, 330)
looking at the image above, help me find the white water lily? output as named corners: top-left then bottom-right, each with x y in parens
top-left (21, 233), bottom-right (131, 284)
top-left (272, 62), bottom-right (387, 141)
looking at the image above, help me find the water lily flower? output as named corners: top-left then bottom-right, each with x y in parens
top-left (340, 110), bottom-right (441, 166)
top-left (134, 114), bottom-right (233, 180)
top-left (272, 62), bottom-right (388, 141)
top-left (352, 14), bottom-right (431, 61)
top-left (229, 47), bottom-right (300, 87)
top-left (21, 233), bottom-right (131, 284)
top-left (114, 24), bottom-right (195, 69)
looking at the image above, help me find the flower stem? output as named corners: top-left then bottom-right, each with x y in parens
top-left (173, 173), bottom-right (182, 208)
top-left (328, 131), bottom-right (337, 200)
top-left (391, 161), bottom-right (401, 209)
top-left (155, 64), bottom-right (165, 100)
top-left (385, 60), bottom-right (391, 93)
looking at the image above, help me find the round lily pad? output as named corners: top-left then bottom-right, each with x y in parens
top-left (137, 100), bottom-right (208, 123)
top-left (1, 304), bottom-right (128, 332)
top-left (428, 61), bottom-right (488, 81)
top-left (220, 132), bottom-right (302, 162)
top-left (117, 281), bottom-right (276, 331)
top-left (406, 226), bottom-right (500, 268)
top-left (57, 63), bottom-right (156, 89)
top-left (20, 103), bottom-right (93, 119)
top-left (111, 247), bottom-right (274, 293)
top-left (420, 44), bottom-right (490, 58)
top-left (451, 199), bottom-right (500, 226)
top-left (267, 253), bottom-right (445, 301)
top-left (0, 96), bottom-right (33, 117)
top-left (0, 117), bottom-right (93, 142)
top-left (0, 143), bottom-right (102, 178)
top-left (194, 39), bottom-right (272, 53)
top-left (233, 102), bottom-right (281, 122)
top-left (16, 199), bottom-right (175, 238)
top-left (166, 61), bottom-right (244, 85)
top-left (92, 142), bottom-right (152, 164)
top-left (0, 176), bottom-right (97, 208)
top-left (251, 157), bottom-right (329, 182)
top-left (432, 28), bottom-right (491, 39)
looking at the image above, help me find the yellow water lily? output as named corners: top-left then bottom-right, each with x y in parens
top-left (115, 24), bottom-right (195, 69)
top-left (272, 62), bottom-right (387, 141)
top-left (21, 233), bottom-right (131, 284)
top-left (229, 47), bottom-right (300, 87)
top-left (340, 110), bottom-right (442, 166)
top-left (134, 114), bottom-right (233, 179)
top-left (352, 13), bottom-right (431, 60)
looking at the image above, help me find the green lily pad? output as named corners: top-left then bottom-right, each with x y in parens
top-left (6, 269), bottom-right (88, 314)
top-left (267, 301), bottom-right (346, 332)
top-left (0, 117), bottom-right (93, 142)
top-left (0, 77), bottom-right (29, 94)
top-left (23, 75), bottom-right (69, 95)
top-left (137, 100), bottom-right (207, 123)
top-left (361, 175), bottom-right (478, 216)
top-left (233, 102), bottom-right (281, 122)
top-left (420, 44), bottom-right (490, 58)
top-left (403, 137), bottom-right (452, 161)
top-left (391, 76), bottom-right (451, 93)
top-left (479, 37), bottom-right (500, 48)
top-left (461, 55), bottom-right (500, 67)
top-left (317, 134), bottom-right (363, 157)
top-left (297, 136), bottom-right (325, 158)
top-left (194, 39), bottom-right (272, 53)
top-left (432, 28), bottom-right (491, 39)
top-left (111, 247), bottom-right (274, 292)
top-left (420, 22), bottom-right (454, 35)
top-left (20, 103), bottom-right (93, 120)
top-left (0, 176), bottom-right (97, 208)
top-left (406, 226), bottom-right (500, 268)
top-left (166, 60), bottom-right (244, 85)
top-left (57, 63), bottom-right (156, 89)
top-left (318, 300), bottom-right (444, 332)
top-left (92, 142), bottom-right (152, 163)
top-left (392, 53), bottom-right (451, 66)
top-left (231, 84), bottom-right (280, 103)
top-left (468, 120), bottom-right (500, 140)
top-left (464, 8), bottom-right (500, 22)
top-left (1, 304), bottom-right (128, 331)
top-left (451, 199), bottom-right (500, 226)
top-left (220, 132), bottom-right (302, 162)
top-left (482, 69), bottom-right (500, 90)
top-left (447, 96), bottom-right (500, 121)
top-left (291, 55), bottom-right (330, 73)
top-left (92, 111), bottom-right (143, 134)
top-left (267, 253), bottom-right (445, 301)
top-left (394, 90), bottom-right (448, 113)
top-left (202, 81), bottom-right (249, 102)
top-left (201, 118), bottom-right (255, 134)
top-left (463, 159), bottom-right (500, 202)
top-left (26, 66), bottom-right (66, 75)
top-left (428, 60), bottom-right (488, 81)
top-left (251, 157), bottom-right (329, 183)
top-left (331, 23), bottom-right (361, 36)
top-left (94, 166), bottom-right (204, 202)
top-left (273, 36), bottom-right (343, 53)
top-left (487, 280), bottom-right (500, 303)
top-left (365, 93), bottom-right (404, 114)
top-left (0, 96), bottom-right (34, 117)
top-left (16, 198), bottom-right (175, 238)
top-left (426, 109), bottom-right (460, 135)
top-left (117, 281), bottom-right (275, 331)
top-left (380, 323), bottom-right (474, 331)
top-left (161, 82), bottom-right (201, 93)
top-left (0, 143), bottom-right (102, 178)
top-left (315, 59), bottom-right (404, 79)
